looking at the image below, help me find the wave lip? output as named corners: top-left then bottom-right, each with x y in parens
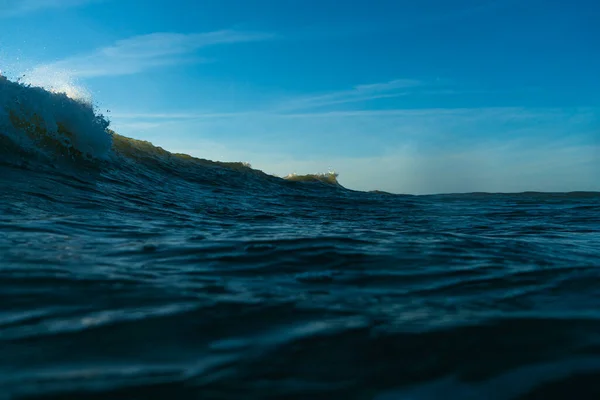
top-left (0, 75), bottom-right (112, 161)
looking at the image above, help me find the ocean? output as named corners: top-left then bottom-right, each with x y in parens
top-left (1, 75), bottom-right (600, 399)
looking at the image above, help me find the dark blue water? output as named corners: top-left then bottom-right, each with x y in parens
top-left (2, 77), bottom-right (600, 399)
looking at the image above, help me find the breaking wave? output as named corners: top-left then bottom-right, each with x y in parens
top-left (0, 75), bottom-right (342, 189)
top-left (0, 75), bottom-right (111, 161)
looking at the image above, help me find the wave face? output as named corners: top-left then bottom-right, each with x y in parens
top-left (2, 80), bottom-right (600, 400)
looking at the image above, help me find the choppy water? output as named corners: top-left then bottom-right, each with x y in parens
top-left (2, 76), bottom-right (600, 399)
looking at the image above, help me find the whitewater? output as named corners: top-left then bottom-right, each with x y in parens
top-left (1, 76), bottom-right (600, 400)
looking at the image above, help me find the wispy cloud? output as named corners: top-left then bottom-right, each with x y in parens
top-left (110, 105), bottom-right (574, 125)
top-left (0, 0), bottom-right (100, 17)
top-left (106, 79), bottom-right (427, 121)
top-left (28, 30), bottom-right (274, 81)
top-left (109, 111), bottom-right (256, 120)
top-left (109, 107), bottom-right (531, 123)
top-left (276, 79), bottom-right (422, 111)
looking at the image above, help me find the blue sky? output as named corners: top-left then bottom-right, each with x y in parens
top-left (1, 0), bottom-right (599, 193)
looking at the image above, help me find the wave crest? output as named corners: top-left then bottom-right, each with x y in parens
top-left (0, 75), bottom-right (112, 161)
top-left (284, 172), bottom-right (341, 186)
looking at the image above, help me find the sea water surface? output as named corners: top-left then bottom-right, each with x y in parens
top-left (1, 76), bottom-right (600, 399)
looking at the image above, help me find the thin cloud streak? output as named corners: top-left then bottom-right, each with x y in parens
top-left (111, 106), bottom-right (587, 122)
top-left (110, 108), bottom-right (474, 122)
top-left (275, 79), bottom-right (422, 111)
top-left (110, 79), bottom-right (425, 120)
top-left (29, 30), bottom-right (274, 80)
top-left (278, 107), bottom-right (596, 120)
top-left (109, 111), bottom-right (259, 121)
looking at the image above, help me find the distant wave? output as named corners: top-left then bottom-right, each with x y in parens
top-left (0, 75), bottom-right (345, 190)
top-left (284, 172), bottom-right (341, 186)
